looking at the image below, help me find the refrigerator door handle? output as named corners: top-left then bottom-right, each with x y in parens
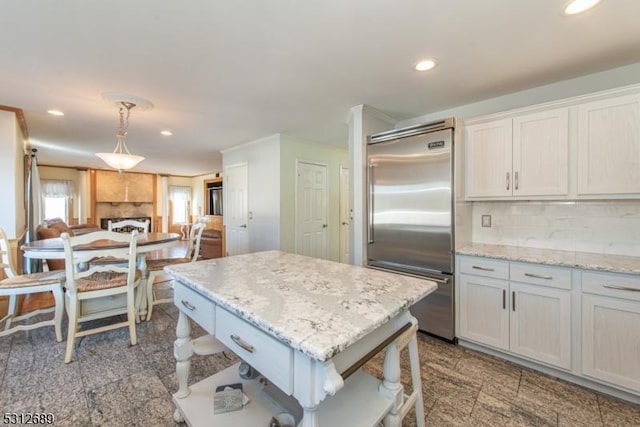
top-left (368, 162), bottom-right (375, 243)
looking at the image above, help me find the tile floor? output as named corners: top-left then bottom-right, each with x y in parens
top-left (0, 282), bottom-right (639, 426)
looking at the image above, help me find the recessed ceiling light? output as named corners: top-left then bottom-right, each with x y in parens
top-left (564, 0), bottom-right (601, 15)
top-left (47, 109), bottom-right (64, 116)
top-left (160, 130), bottom-right (173, 136)
top-left (415, 59), bottom-right (437, 72)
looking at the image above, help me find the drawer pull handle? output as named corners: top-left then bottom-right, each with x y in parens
top-left (231, 334), bottom-right (256, 353)
top-left (603, 285), bottom-right (640, 292)
top-left (524, 273), bottom-right (553, 280)
top-left (181, 300), bottom-right (196, 311)
top-left (472, 266), bottom-right (495, 272)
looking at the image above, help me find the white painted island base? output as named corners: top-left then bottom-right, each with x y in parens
top-left (165, 251), bottom-right (436, 427)
top-left (172, 304), bottom-right (420, 427)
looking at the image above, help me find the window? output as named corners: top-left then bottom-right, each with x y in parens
top-left (169, 186), bottom-right (191, 224)
top-left (41, 180), bottom-right (73, 222)
top-left (43, 197), bottom-right (68, 222)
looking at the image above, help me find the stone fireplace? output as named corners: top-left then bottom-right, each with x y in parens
top-left (95, 202), bottom-right (154, 231)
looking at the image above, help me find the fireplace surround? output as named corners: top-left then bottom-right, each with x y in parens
top-left (99, 216), bottom-right (152, 232)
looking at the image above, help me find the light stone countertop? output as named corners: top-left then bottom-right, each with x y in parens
top-left (457, 243), bottom-right (640, 275)
top-left (166, 250), bottom-right (437, 362)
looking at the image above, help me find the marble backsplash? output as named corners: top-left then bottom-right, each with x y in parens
top-left (472, 200), bottom-right (640, 256)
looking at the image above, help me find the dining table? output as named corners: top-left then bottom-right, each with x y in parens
top-left (22, 231), bottom-right (182, 318)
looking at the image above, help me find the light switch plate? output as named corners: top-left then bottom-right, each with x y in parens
top-left (481, 215), bottom-right (492, 227)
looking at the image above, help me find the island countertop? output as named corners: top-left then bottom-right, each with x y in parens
top-left (165, 250), bottom-right (437, 362)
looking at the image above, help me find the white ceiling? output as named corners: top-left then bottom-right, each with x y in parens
top-left (1, 1), bottom-right (640, 176)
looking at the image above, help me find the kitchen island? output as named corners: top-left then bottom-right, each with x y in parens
top-left (166, 250), bottom-right (437, 427)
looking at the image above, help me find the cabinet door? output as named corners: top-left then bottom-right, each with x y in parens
top-left (577, 94), bottom-right (640, 195)
top-left (465, 119), bottom-right (513, 198)
top-left (513, 108), bottom-right (569, 196)
top-left (582, 294), bottom-right (640, 392)
top-left (509, 282), bottom-right (571, 369)
top-left (459, 274), bottom-right (509, 351)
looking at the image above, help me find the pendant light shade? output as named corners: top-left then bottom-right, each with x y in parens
top-left (96, 152), bottom-right (145, 171)
top-left (96, 100), bottom-right (145, 171)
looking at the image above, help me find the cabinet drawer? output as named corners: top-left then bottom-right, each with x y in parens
top-left (510, 262), bottom-right (571, 290)
top-left (582, 271), bottom-right (640, 302)
top-left (459, 256), bottom-right (509, 280)
top-left (216, 307), bottom-right (293, 394)
top-left (174, 282), bottom-right (216, 334)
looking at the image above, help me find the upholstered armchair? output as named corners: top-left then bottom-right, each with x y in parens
top-left (199, 229), bottom-right (223, 259)
top-left (36, 218), bottom-right (101, 270)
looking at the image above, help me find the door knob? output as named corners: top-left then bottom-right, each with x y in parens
top-left (322, 224), bottom-right (328, 228)
top-left (240, 224), bottom-right (247, 228)
top-left (341, 222), bottom-right (348, 226)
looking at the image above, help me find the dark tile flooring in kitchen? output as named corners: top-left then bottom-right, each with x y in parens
top-left (1, 282), bottom-right (639, 427)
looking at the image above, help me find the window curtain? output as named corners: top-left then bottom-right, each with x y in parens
top-left (41, 180), bottom-right (74, 198)
top-left (169, 186), bottom-right (191, 201)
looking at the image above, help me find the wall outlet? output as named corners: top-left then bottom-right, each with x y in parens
top-left (481, 215), bottom-right (492, 227)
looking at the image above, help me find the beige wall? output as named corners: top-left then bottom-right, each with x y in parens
top-left (280, 135), bottom-right (348, 262)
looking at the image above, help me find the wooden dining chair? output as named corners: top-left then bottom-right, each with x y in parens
top-left (0, 228), bottom-right (65, 341)
top-left (61, 230), bottom-right (142, 363)
top-left (108, 219), bottom-right (150, 234)
top-left (145, 222), bottom-right (205, 321)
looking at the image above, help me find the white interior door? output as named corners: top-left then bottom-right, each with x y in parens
top-left (296, 161), bottom-right (328, 259)
top-left (224, 163), bottom-right (249, 256)
top-left (339, 166), bottom-right (350, 264)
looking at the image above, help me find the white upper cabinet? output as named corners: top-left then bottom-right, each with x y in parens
top-left (465, 119), bottom-right (513, 197)
top-left (577, 94), bottom-right (640, 195)
top-left (465, 109), bottom-right (569, 199)
top-left (513, 108), bottom-right (569, 196)
top-left (465, 87), bottom-right (640, 200)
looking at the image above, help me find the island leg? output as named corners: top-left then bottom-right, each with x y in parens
top-left (380, 342), bottom-right (403, 427)
top-left (173, 310), bottom-right (193, 423)
top-left (300, 405), bottom-right (319, 427)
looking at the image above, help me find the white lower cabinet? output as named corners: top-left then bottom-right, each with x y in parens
top-left (581, 271), bottom-right (640, 393)
top-left (459, 274), bottom-right (509, 351)
top-left (459, 255), bottom-right (640, 397)
top-left (458, 256), bottom-right (572, 370)
top-left (509, 282), bottom-right (571, 369)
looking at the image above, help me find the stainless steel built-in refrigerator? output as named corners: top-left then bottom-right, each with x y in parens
top-left (367, 118), bottom-right (455, 341)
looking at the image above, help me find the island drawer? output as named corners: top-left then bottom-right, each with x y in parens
top-left (459, 256), bottom-right (509, 280)
top-left (582, 271), bottom-right (640, 302)
top-left (174, 283), bottom-right (216, 334)
top-left (510, 262), bottom-right (571, 290)
top-left (216, 307), bottom-right (293, 394)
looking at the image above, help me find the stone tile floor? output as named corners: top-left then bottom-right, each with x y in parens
top-left (0, 283), bottom-right (638, 426)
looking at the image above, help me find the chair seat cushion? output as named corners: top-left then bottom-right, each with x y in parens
top-left (0, 270), bottom-right (65, 288)
top-left (146, 258), bottom-right (191, 271)
top-left (75, 270), bottom-right (142, 292)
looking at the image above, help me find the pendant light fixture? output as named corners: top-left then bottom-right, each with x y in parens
top-left (96, 92), bottom-right (153, 172)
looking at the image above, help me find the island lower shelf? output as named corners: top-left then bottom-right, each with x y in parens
top-left (173, 362), bottom-right (395, 427)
